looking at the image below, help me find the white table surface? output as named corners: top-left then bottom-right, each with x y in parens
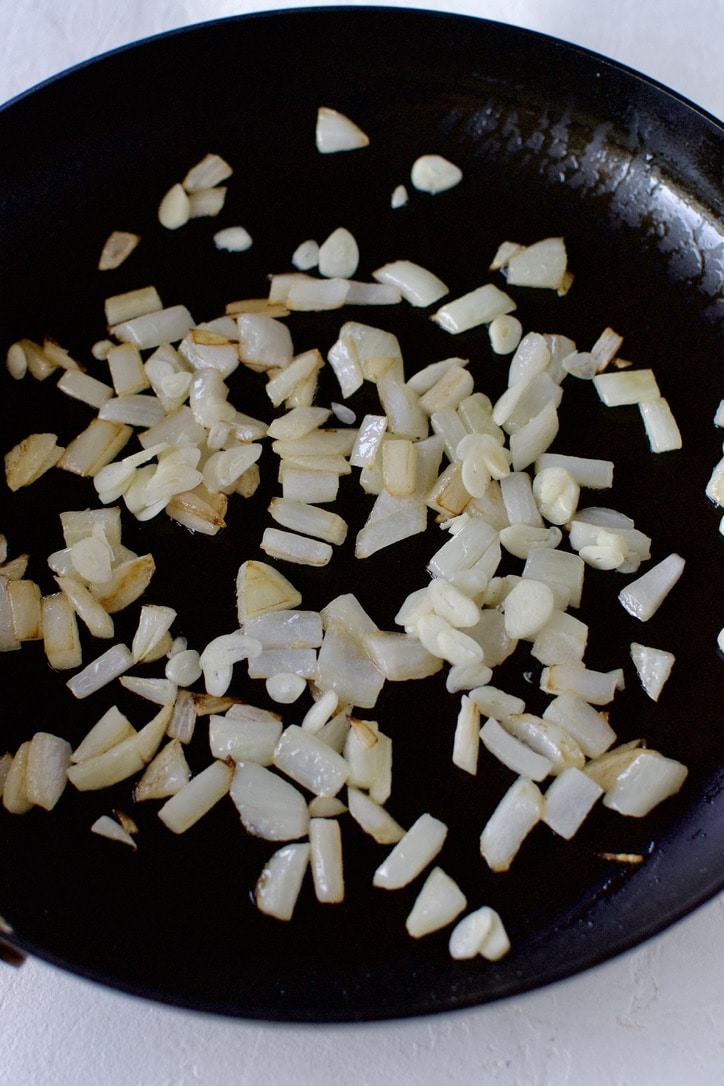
top-left (0, 2), bottom-right (722, 1084)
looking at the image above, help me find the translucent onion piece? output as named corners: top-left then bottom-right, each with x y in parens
top-left (158, 760), bottom-right (233, 833)
top-left (618, 553), bottom-right (686, 621)
top-left (315, 107), bottom-right (369, 153)
top-left (480, 776), bottom-right (544, 872)
top-left (373, 813), bottom-right (447, 889)
top-left (410, 155), bottom-right (462, 194)
top-left (405, 867), bottom-right (467, 938)
top-left (255, 842), bottom-right (310, 920)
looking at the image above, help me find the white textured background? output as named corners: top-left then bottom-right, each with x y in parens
top-left (0, 2), bottom-right (722, 1084)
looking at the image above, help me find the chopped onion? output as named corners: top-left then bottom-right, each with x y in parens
top-left (405, 867), bottom-right (467, 938)
top-left (373, 813), bottom-right (447, 889)
top-left (618, 553), bottom-right (686, 621)
top-left (230, 761), bottom-right (309, 841)
top-left (255, 842), bottom-right (310, 920)
top-left (98, 231), bottom-right (141, 271)
top-left (543, 767), bottom-right (603, 839)
top-left (602, 750), bottom-right (688, 817)
top-left (315, 107), bottom-right (369, 154)
top-left (480, 776), bottom-right (543, 872)
top-left (318, 227), bottom-right (359, 279)
top-left (449, 905), bottom-right (510, 961)
top-left (432, 284), bottom-right (516, 335)
top-left (630, 642), bottom-right (675, 701)
top-left (410, 154), bottom-right (462, 194)
top-left (372, 260), bottom-right (448, 307)
top-left (158, 760), bottom-right (233, 833)
top-left (309, 818), bottom-right (344, 903)
top-left (91, 814), bottom-right (137, 848)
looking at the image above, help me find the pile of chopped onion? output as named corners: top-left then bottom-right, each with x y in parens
top-left (1, 104), bottom-right (704, 963)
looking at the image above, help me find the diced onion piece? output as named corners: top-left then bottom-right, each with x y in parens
top-left (503, 713), bottom-right (585, 774)
top-left (503, 579), bottom-right (555, 640)
top-left (639, 398), bottom-right (682, 452)
top-left (618, 553), bottom-right (685, 621)
top-left (449, 906), bottom-right (510, 961)
top-left (41, 592), bottom-right (82, 669)
top-left (299, 690), bottom-right (339, 736)
top-left (316, 107), bottom-right (369, 153)
top-left (8, 578), bottom-right (43, 641)
top-left (268, 497), bottom-right (347, 546)
top-left (165, 649), bottom-right (201, 687)
top-left (255, 842), bottom-right (310, 920)
top-left (4, 432), bottom-right (63, 491)
top-left (158, 183), bottom-right (190, 229)
top-left (209, 706), bottom-right (282, 764)
top-left (58, 370), bottom-right (114, 409)
top-left (89, 554), bottom-right (155, 614)
top-left (505, 237), bottom-right (567, 289)
top-left (468, 685), bottom-right (525, 720)
top-left (540, 664), bottom-right (621, 706)
top-left (602, 750), bottom-right (688, 817)
top-left (2, 741), bottom-right (32, 813)
top-left (212, 225), bottom-right (253, 252)
top-left (452, 695), bottom-right (480, 775)
top-left (71, 706), bottom-right (134, 763)
top-left (261, 527), bottom-right (333, 567)
top-left (318, 227), bottom-right (359, 279)
top-left (158, 760), bottom-right (233, 833)
top-left (244, 609), bottom-right (323, 650)
top-left (91, 814), bottom-right (137, 848)
top-left (6, 342), bottom-right (28, 379)
top-left (705, 455), bottom-right (724, 506)
top-left (509, 400), bottom-right (559, 471)
top-left (25, 732), bottom-right (71, 810)
top-left (132, 604), bottom-right (177, 663)
top-left (406, 867), bottom-right (467, 938)
top-left (273, 725), bottom-right (349, 798)
top-left (309, 818), bottom-right (344, 903)
top-left (630, 642), bottom-right (675, 701)
top-left (593, 369), bottom-right (660, 406)
top-left (236, 560), bottom-right (302, 623)
top-left (66, 643), bottom-right (133, 699)
top-left (391, 184), bottom-right (408, 208)
top-left (590, 326), bottom-right (624, 372)
top-left (133, 738), bottom-right (190, 801)
top-left (347, 787), bottom-right (405, 844)
top-left (410, 154), bottom-right (462, 194)
top-left (489, 314), bottom-right (523, 355)
top-left (432, 284), bottom-right (516, 334)
top-left (372, 260), bottom-right (448, 307)
top-left (543, 767), bottom-right (603, 838)
top-left (480, 717), bottom-right (553, 781)
top-left (112, 306), bottom-right (195, 350)
top-left (480, 776), bottom-right (544, 872)
top-left (292, 239), bottom-right (319, 269)
top-left (542, 693), bottom-right (616, 759)
top-left (120, 675), bottom-right (177, 705)
top-left (532, 467), bottom-right (580, 525)
top-left (105, 286), bottom-right (162, 327)
top-left (183, 152), bottom-right (233, 192)
top-left (373, 813), bottom-right (447, 889)
top-left (230, 761), bottom-right (309, 840)
top-left (530, 610), bottom-right (588, 666)
top-left (66, 734), bottom-right (145, 791)
top-left (536, 452), bottom-right (614, 490)
top-left (98, 230), bottom-right (140, 271)
top-left (199, 631), bottom-right (262, 697)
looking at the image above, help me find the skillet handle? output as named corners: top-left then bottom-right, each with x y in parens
top-left (0, 936), bottom-right (26, 967)
top-left (0, 917), bottom-right (26, 967)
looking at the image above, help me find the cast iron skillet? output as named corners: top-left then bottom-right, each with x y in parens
top-left (0, 7), bottom-right (721, 1021)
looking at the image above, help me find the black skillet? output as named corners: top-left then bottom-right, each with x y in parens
top-left (0, 7), bottom-right (721, 1021)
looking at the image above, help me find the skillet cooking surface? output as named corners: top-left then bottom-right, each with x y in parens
top-left (0, 7), bottom-right (721, 1021)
